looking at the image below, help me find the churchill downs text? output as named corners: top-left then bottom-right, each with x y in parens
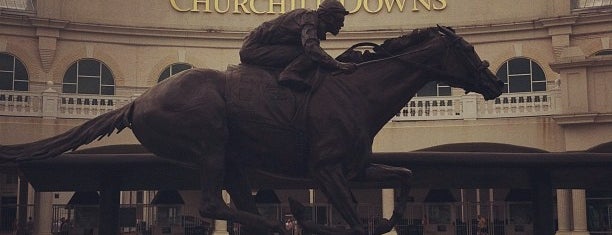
top-left (170, 0), bottom-right (447, 14)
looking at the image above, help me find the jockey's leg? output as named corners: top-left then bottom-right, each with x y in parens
top-left (240, 43), bottom-right (301, 67)
top-left (279, 54), bottom-right (316, 91)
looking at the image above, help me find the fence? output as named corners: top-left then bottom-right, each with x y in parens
top-left (0, 204), bottom-right (35, 235)
top-left (0, 88), bottom-right (133, 119)
top-left (52, 204), bottom-right (209, 235)
top-left (0, 201), bottom-right (539, 235)
top-left (0, 86), bottom-right (560, 121)
top-left (393, 91), bottom-right (560, 121)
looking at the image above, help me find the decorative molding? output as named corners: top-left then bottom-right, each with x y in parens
top-left (513, 44), bottom-right (523, 57)
top-left (550, 55), bottom-right (612, 72)
top-left (553, 113), bottom-right (612, 126)
top-left (178, 48), bottom-right (186, 63)
top-left (86, 44), bottom-right (94, 58)
top-left (0, 38), bottom-right (6, 51)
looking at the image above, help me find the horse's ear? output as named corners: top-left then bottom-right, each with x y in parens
top-left (437, 25), bottom-right (457, 38)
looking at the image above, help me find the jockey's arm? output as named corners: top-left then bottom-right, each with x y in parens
top-left (300, 14), bottom-right (354, 71)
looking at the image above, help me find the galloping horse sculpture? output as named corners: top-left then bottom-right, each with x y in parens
top-left (1, 26), bottom-right (503, 234)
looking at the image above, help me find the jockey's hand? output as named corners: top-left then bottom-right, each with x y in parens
top-left (337, 62), bottom-right (358, 74)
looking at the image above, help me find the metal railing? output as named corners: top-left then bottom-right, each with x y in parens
top-left (0, 204), bottom-right (35, 234)
top-left (52, 204), bottom-right (210, 235)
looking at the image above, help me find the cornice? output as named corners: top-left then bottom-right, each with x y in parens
top-left (29, 17), bottom-right (68, 29)
top-left (64, 22), bottom-right (246, 40)
top-left (1, 10), bottom-right (609, 47)
top-left (550, 55), bottom-right (612, 71)
top-left (537, 15), bottom-right (578, 28)
top-left (553, 113), bottom-right (612, 126)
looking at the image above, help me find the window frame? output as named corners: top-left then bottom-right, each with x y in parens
top-left (496, 57), bottom-right (547, 94)
top-left (0, 52), bottom-right (29, 91)
top-left (62, 59), bottom-right (115, 95)
top-left (416, 82), bottom-right (452, 97)
top-left (158, 63), bottom-right (194, 83)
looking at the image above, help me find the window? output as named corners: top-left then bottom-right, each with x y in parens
top-left (417, 82), bottom-right (451, 97)
top-left (594, 50), bottom-right (612, 56)
top-left (496, 58), bottom-right (546, 93)
top-left (0, 53), bottom-right (28, 91)
top-left (62, 59), bottom-right (115, 95)
top-left (0, 0), bottom-right (35, 11)
top-left (573, 0), bottom-right (612, 9)
top-left (158, 63), bottom-right (193, 82)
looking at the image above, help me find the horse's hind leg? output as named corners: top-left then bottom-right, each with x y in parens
top-left (224, 166), bottom-right (271, 234)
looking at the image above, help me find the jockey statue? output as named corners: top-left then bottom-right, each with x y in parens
top-left (239, 0), bottom-right (358, 91)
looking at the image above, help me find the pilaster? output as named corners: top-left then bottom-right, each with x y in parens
top-left (41, 81), bottom-right (59, 119)
top-left (539, 16), bottom-right (576, 60)
top-left (30, 18), bottom-right (67, 73)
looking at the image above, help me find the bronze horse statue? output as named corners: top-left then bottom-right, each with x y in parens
top-left (1, 26), bottom-right (503, 234)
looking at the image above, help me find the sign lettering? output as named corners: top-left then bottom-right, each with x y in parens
top-left (170, 0), bottom-right (447, 14)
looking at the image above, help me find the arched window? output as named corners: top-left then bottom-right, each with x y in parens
top-left (0, 53), bottom-right (28, 91)
top-left (158, 63), bottom-right (193, 83)
top-left (417, 82), bottom-right (451, 97)
top-left (496, 58), bottom-right (546, 93)
top-left (62, 59), bottom-right (115, 95)
top-left (593, 50), bottom-right (612, 56)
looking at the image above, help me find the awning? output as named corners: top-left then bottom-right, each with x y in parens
top-left (68, 191), bottom-right (100, 205)
top-left (151, 190), bottom-right (184, 205)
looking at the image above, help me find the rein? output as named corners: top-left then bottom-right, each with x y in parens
top-left (344, 34), bottom-right (490, 92)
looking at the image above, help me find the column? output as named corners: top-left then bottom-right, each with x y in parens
top-left (382, 189), bottom-right (397, 235)
top-left (34, 192), bottom-right (53, 235)
top-left (571, 189), bottom-right (589, 235)
top-left (555, 189), bottom-right (571, 235)
top-left (99, 176), bottom-right (121, 235)
top-left (531, 169), bottom-right (555, 235)
top-left (16, 177), bottom-right (28, 235)
top-left (213, 190), bottom-right (231, 235)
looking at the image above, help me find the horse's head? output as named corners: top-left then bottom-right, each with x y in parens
top-left (434, 25), bottom-right (504, 100)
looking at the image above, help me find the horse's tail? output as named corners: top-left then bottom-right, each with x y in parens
top-left (0, 102), bottom-right (135, 163)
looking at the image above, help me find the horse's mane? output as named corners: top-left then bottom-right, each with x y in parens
top-left (336, 27), bottom-right (442, 63)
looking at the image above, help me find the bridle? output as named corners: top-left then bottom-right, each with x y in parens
top-left (351, 27), bottom-right (492, 92)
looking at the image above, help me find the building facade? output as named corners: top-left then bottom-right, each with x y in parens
top-left (0, 0), bottom-right (611, 234)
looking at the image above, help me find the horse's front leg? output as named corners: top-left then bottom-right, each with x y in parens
top-left (359, 163), bottom-right (413, 234)
top-left (304, 164), bottom-right (367, 235)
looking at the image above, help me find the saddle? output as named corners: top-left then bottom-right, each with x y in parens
top-left (224, 64), bottom-right (323, 167)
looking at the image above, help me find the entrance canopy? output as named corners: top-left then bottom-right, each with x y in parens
top-left (16, 142), bottom-right (612, 235)
top-left (17, 142), bottom-right (612, 192)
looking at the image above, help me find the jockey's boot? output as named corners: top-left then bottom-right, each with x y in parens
top-left (278, 55), bottom-right (315, 92)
